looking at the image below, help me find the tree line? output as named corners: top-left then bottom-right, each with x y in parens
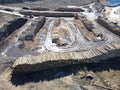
top-left (0, 0), bottom-right (38, 4)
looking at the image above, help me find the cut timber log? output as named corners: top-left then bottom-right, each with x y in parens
top-left (0, 18), bottom-right (27, 51)
top-left (20, 10), bottom-right (78, 17)
top-left (13, 43), bottom-right (120, 72)
top-left (19, 16), bottom-right (46, 41)
top-left (30, 7), bottom-right (49, 11)
top-left (55, 7), bottom-right (85, 12)
top-left (97, 17), bottom-right (120, 36)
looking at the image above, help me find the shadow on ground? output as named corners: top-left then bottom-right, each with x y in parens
top-left (11, 57), bottom-right (120, 86)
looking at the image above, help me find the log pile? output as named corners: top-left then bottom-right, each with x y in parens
top-left (20, 7), bottom-right (85, 17)
top-left (19, 16), bottom-right (46, 41)
top-left (55, 7), bottom-right (85, 12)
top-left (80, 17), bottom-right (94, 31)
top-left (0, 18), bottom-right (27, 52)
top-left (97, 17), bottom-right (120, 36)
top-left (20, 10), bottom-right (78, 17)
top-left (13, 43), bottom-right (120, 72)
top-left (0, 18), bottom-right (27, 42)
top-left (30, 7), bottom-right (49, 11)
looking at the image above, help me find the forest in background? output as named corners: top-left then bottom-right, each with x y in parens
top-left (0, 0), bottom-right (38, 4)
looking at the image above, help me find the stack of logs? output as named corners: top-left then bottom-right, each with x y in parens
top-left (13, 43), bottom-right (120, 72)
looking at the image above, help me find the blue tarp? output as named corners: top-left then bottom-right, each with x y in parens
top-left (108, 0), bottom-right (120, 6)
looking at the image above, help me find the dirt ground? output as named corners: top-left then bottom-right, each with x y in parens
top-left (0, 0), bottom-right (120, 90)
top-left (0, 57), bottom-right (120, 90)
top-left (6, 0), bottom-right (98, 9)
top-left (0, 13), bottom-right (18, 27)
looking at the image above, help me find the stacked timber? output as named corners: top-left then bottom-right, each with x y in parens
top-left (0, 18), bottom-right (27, 42)
top-left (13, 43), bottom-right (120, 72)
top-left (34, 16), bottom-right (46, 35)
top-left (55, 7), bottom-right (85, 12)
top-left (30, 7), bottom-right (49, 11)
top-left (80, 17), bottom-right (93, 31)
top-left (97, 16), bottom-right (120, 36)
top-left (0, 18), bottom-right (27, 51)
top-left (19, 16), bottom-right (46, 41)
top-left (20, 10), bottom-right (78, 17)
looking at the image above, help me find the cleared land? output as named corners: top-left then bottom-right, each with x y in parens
top-left (0, 1), bottom-right (120, 90)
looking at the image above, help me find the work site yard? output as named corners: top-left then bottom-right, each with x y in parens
top-left (0, 0), bottom-right (120, 90)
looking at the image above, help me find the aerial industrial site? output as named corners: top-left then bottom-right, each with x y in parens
top-left (0, 0), bottom-right (120, 90)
